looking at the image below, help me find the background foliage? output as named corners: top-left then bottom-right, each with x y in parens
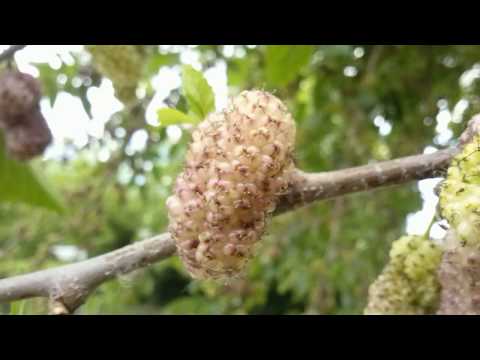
top-left (1, 45), bottom-right (480, 314)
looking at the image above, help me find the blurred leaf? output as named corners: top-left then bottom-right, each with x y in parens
top-left (9, 300), bottom-right (26, 315)
top-left (175, 94), bottom-right (189, 114)
top-left (227, 58), bottom-right (250, 87)
top-left (161, 296), bottom-right (228, 314)
top-left (265, 45), bottom-right (314, 87)
top-left (181, 65), bottom-right (215, 121)
top-left (146, 53), bottom-right (179, 76)
top-left (35, 63), bottom-right (58, 106)
top-left (0, 135), bottom-right (64, 213)
top-left (157, 108), bottom-right (196, 127)
top-left (321, 45), bottom-right (353, 58)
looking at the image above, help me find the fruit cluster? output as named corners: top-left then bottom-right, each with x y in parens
top-left (167, 90), bottom-right (296, 280)
top-left (0, 70), bottom-right (52, 160)
top-left (436, 134), bottom-right (480, 314)
top-left (365, 235), bottom-right (442, 315)
top-left (439, 134), bottom-right (480, 247)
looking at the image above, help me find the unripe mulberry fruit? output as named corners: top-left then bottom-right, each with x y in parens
top-left (389, 235), bottom-right (443, 283)
top-left (0, 70), bottom-right (42, 124)
top-left (85, 45), bottom-right (145, 105)
top-left (439, 134), bottom-right (480, 247)
top-left (365, 235), bottom-right (442, 315)
top-left (167, 90), bottom-right (296, 280)
top-left (4, 108), bottom-right (52, 161)
top-left (364, 263), bottom-right (418, 315)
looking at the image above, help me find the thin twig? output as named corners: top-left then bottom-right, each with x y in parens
top-left (0, 45), bottom-right (27, 63)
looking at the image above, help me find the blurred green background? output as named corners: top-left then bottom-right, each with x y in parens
top-left (1, 45), bottom-right (480, 315)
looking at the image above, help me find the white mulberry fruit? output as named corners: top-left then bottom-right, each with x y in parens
top-left (439, 134), bottom-right (480, 247)
top-left (167, 90), bottom-right (296, 280)
top-left (365, 235), bottom-right (443, 315)
top-left (437, 135), bottom-right (480, 314)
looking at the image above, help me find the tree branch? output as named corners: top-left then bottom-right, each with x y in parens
top-left (1, 115), bottom-right (479, 313)
top-left (0, 45), bottom-right (26, 63)
top-left (275, 148), bottom-right (457, 214)
top-left (0, 233), bottom-right (175, 312)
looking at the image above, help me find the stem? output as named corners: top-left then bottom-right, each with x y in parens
top-left (0, 45), bottom-right (26, 63)
top-left (423, 215), bottom-right (437, 238)
top-left (275, 148), bottom-right (457, 214)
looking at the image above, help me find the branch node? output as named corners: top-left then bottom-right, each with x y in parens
top-left (48, 299), bottom-right (72, 315)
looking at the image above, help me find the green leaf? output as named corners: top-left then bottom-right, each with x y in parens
top-left (35, 63), bottom-right (59, 107)
top-left (146, 53), bottom-right (179, 76)
top-left (265, 45), bottom-right (314, 87)
top-left (227, 58), bottom-right (250, 87)
top-left (181, 65), bottom-right (215, 121)
top-left (0, 134), bottom-right (64, 213)
top-left (157, 108), bottom-right (196, 127)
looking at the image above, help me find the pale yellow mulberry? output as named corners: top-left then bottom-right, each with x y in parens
top-left (167, 90), bottom-right (296, 280)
